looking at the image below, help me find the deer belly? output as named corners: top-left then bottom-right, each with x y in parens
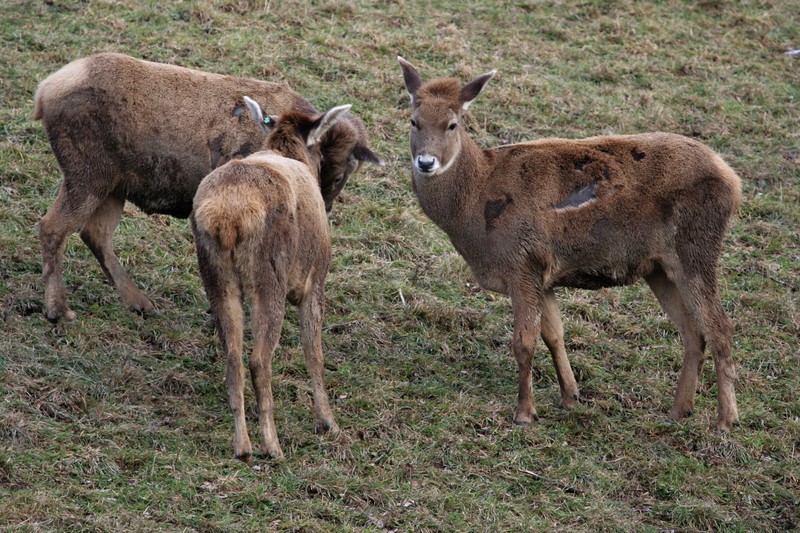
top-left (554, 269), bottom-right (640, 290)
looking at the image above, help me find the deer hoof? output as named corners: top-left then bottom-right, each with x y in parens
top-left (235, 452), bottom-right (253, 466)
top-left (714, 416), bottom-right (739, 433)
top-left (561, 391), bottom-right (580, 409)
top-left (263, 447), bottom-right (284, 461)
top-left (513, 409), bottom-right (539, 426)
top-left (45, 306), bottom-right (77, 323)
top-left (669, 405), bottom-right (694, 421)
top-left (316, 419), bottom-right (340, 435)
top-left (130, 301), bottom-right (156, 315)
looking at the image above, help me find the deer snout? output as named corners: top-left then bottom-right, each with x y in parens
top-left (415, 154), bottom-right (439, 174)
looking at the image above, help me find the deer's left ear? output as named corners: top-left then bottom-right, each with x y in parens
top-left (352, 142), bottom-right (384, 167)
top-left (307, 104), bottom-right (352, 147)
top-left (243, 96), bottom-right (273, 134)
top-left (460, 70), bottom-right (496, 111)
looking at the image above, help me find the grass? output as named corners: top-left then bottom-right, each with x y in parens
top-left (1, 0), bottom-right (798, 530)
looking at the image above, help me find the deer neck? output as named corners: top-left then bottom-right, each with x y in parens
top-left (266, 134), bottom-right (313, 169)
top-left (412, 132), bottom-right (488, 233)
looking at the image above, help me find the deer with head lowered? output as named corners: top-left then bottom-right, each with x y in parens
top-left (33, 53), bottom-right (382, 322)
top-left (191, 98), bottom-right (350, 461)
top-left (398, 57), bottom-right (741, 431)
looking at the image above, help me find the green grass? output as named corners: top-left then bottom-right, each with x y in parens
top-left (2, 0), bottom-right (798, 530)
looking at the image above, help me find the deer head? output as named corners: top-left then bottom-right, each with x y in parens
top-left (398, 56), bottom-right (495, 177)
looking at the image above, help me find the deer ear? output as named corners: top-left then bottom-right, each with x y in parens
top-left (460, 70), bottom-right (496, 111)
top-left (398, 56), bottom-right (422, 105)
top-left (243, 96), bottom-right (273, 134)
top-left (353, 142), bottom-right (384, 167)
top-left (307, 104), bottom-right (352, 147)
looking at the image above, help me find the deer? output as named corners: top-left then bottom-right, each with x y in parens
top-left (191, 97), bottom-right (350, 461)
top-left (33, 53), bottom-right (381, 322)
top-left (398, 57), bottom-right (741, 432)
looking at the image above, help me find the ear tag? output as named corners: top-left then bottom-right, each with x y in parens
top-left (264, 116), bottom-right (272, 125)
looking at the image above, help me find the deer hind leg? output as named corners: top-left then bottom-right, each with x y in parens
top-left (298, 276), bottom-right (338, 436)
top-left (670, 180), bottom-right (739, 431)
top-left (196, 244), bottom-right (252, 462)
top-left (659, 263), bottom-right (738, 431)
top-left (683, 276), bottom-right (738, 431)
top-left (510, 284), bottom-right (544, 425)
top-left (79, 194), bottom-right (155, 315)
top-left (219, 289), bottom-right (252, 462)
top-left (708, 308), bottom-right (738, 431)
top-left (646, 269), bottom-right (706, 421)
top-left (39, 183), bottom-right (107, 322)
top-left (540, 289), bottom-right (580, 408)
top-left (40, 115), bottom-right (127, 323)
top-left (250, 286), bottom-right (287, 460)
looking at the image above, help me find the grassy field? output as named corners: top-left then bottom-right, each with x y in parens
top-left (1, 0), bottom-right (798, 530)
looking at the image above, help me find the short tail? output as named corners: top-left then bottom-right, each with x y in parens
top-left (210, 220), bottom-right (239, 252)
top-left (32, 56), bottom-right (90, 121)
top-left (714, 154), bottom-right (743, 211)
top-left (33, 81), bottom-right (46, 120)
top-left (193, 192), bottom-right (267, 253)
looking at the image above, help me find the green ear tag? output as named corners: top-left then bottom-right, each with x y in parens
top-left (264, 116), bottom-right (272, 125)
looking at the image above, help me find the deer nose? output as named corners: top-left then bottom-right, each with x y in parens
top-left (416, 155), bottom-right (437, 173)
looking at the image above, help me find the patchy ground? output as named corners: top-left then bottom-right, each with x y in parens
top-left (1, 1), bottom-right (798, 530)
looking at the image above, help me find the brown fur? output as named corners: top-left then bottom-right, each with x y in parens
top-left (33, 53), bottom-right (381, 322)
top-left (399, 57), bottom-right (741, 431)
top-left (191, 107), bottom-right (349, 461)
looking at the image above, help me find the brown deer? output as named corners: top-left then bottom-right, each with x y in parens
top-left (398, 57), bottom-right (741, 431)
top-left (33, 53), bottom-right (381, 322)
top-left (191, 97), bottom-right (349, 461)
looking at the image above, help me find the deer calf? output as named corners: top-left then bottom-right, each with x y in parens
top-left (191, 98), bottom-right (349, 461)
top-left (33, 53), bottom-right (381, 322)
top-left (399, 57), bottom-right (741, 431)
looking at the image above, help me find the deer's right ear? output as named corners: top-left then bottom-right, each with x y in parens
top-left (398, 56), bottom-right (422, 105)
top-left (243, 96), bottom-right (273, 134)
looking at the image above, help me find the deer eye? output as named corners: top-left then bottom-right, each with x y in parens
top-left (410, 118), bottom-right (418, 129)
top-left (447, 122), bottom-right (458, 131)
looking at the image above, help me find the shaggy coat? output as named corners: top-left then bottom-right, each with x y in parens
top-left (191, 103), bottom-right (349, 461)
top-left (399, 57), bottom-right (741, 431)
top-left (33, 53), bottom-right (381, 321)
